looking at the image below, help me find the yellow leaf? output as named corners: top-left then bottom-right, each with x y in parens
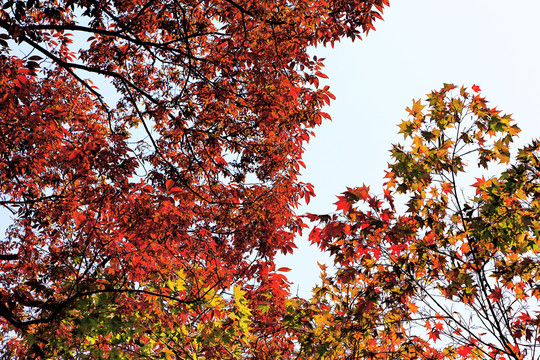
top-left (406, 98), bottom-right (426, 117)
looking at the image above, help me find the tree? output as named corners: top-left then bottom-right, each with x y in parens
top-left (307, 84), bottom-right (540, 359)
top-left (0, 0), bottom-right (389, 358)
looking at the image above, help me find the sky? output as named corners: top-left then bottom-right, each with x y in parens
top-left (276, 0), bottom-right (540, 298)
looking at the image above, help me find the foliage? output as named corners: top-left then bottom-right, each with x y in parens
top-left (307, 84), bottom-right (540, 359)
top-left (0, 0), bottom-right (388, 357)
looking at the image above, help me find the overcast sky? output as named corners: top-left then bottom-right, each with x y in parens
top-left (277, 0), bottom-right (540, 298)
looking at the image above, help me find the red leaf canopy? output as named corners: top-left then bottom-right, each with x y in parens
top-left (0, 0), bottom-right (388, 358)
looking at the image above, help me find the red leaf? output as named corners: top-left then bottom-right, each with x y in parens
top-left (488, 287), bottom-right (503, 303)
top-left (457, 346), bottom-right (472, 357)
top-left (334, 196), bottom-right (351, 212)
top-left (428, 330), bottom-right (441, 342)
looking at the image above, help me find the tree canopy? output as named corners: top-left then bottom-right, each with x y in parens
top-left (307, 84), bottom-right (540, 359)
top-left (0, 0), bottom-right (388, 358)
top-left (3, 1), bottom-right (540, 360)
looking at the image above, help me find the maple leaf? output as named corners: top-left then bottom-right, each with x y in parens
top-left (472, 84), bottom-right (481, 93)
top-left (335, 195), bottom-right (353, 213)
top-left (408, 302), bottom-right (419, 313)
top-left (441, 181), bottom-right (453, 195)
top-left (457, 345), bottom-right (472, 357)
top-left (472, 176), bottom-right (490, 194)
top-left (406, 99), bottom-right (426, 117)
top-left (428, 330), bottom-right (441, 342)
top-left (398, 120), bottom-right (417, 139)
top-left (488, 287), bottom-right (503, 303)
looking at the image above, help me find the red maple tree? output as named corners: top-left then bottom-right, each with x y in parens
top-left (0, 0), bottom-right (388, 358)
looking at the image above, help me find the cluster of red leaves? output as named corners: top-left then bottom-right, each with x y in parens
top-left (0, 0), bottom-right (389, 358)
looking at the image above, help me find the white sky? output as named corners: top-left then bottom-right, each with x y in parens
top-left (277, 0), bottom-right (540, 298)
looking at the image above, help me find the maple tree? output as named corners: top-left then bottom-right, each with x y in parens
top-left (0, 0), bottom-right (389, 358)
top-left (307, 84), bottom-right (540, 359)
